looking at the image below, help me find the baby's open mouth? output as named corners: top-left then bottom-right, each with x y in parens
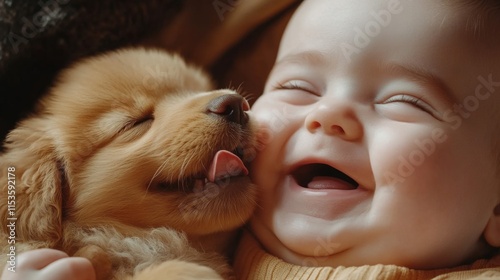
top-left (291, 163), bottom-right (359, 190)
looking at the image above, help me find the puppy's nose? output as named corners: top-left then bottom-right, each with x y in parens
top-left (207, 94), bottom-right (249, 125)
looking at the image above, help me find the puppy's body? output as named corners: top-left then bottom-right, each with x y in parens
top-left (0, 48), bottom-right (257, 279)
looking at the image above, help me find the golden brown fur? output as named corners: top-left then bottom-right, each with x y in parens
top-left (0, 48), bottom-right (257, 279)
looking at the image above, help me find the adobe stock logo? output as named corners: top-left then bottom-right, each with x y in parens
top-left (340, 0), bottom-right (404, 62)
top-left (7, 0), bottom-right (72, 54)
top-left (213, 0), bottom-right (237, 21)
top-left (442, 75), bottom-right (499, 129)
top-left (384, 74), bottom-right (500, 184)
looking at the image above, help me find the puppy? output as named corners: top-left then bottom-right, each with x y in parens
top-left (0, 48), bottom-right (257, 279)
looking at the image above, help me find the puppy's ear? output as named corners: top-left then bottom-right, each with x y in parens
top-left (1, 117), bottom-right (63, 247)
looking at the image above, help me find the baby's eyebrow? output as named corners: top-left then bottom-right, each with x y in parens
top-left (380, 62), bottom-right (458, 105)
top-left (275, 50), bottom-right (329, 68)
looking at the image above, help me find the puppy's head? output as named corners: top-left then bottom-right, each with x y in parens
top-left (0, 48), bottom-right (257, 245)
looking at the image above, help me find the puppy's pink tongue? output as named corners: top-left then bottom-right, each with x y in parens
top-left (208, 150), bottom-right (248, 182)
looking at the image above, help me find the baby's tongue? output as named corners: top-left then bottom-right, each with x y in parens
top-left (307, 176), bottom-right (356, 190)
top-left (208, 150), bottom-right (248, 182)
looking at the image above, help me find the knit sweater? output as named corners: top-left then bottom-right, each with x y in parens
top-left (233, 231), bottom-right (500, 280)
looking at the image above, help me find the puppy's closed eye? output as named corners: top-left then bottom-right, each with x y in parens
top-left (110, 113), bottom-right (155, 144)
top-left (123, 113), bottom-right (154, 131)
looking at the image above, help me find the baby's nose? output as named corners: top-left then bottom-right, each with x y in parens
top-left (305, 101), bottom-right (363, 141)
top-left (206, 94), bottom-right (249, 125)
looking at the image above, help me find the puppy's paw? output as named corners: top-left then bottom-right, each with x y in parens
top-left (73, 245), bottom-right (112, 280)
top-left (133, 260), bottom-right (224, 280)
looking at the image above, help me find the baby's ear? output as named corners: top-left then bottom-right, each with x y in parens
top-left (0, 117), bottom-right (64, 248)
top-left (484, 204), bottom-right (500, 247)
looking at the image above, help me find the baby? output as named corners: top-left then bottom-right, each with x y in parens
top-left (1, 249), bottom-right (94, 280)
top-left (234, 0), bottom-right (500, 278)
top-left (3, 0), bottom-right (500, 279)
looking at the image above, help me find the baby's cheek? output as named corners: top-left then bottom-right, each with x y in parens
top-left (253, 121), bottom-right (275, 152)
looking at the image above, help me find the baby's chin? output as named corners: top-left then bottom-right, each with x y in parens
top-left (248, 212), bottom-right (357, 267)
top-left (249, 212), bottom-right (476, 270)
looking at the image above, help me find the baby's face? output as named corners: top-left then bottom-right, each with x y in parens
top-left (250, 0), bottom-right (500, 269)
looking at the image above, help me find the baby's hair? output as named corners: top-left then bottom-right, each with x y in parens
top-left (453, 0), bottom-right (500, 10)
top-left (448, 0), bottom-right (500, 37)
top-left (448, 1), bottom-right (500, 178)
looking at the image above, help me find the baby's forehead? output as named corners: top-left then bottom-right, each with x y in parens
top-left (282, 0), bottom-right (500, 70)
top-left (289, 0), bottom-right (500, 40)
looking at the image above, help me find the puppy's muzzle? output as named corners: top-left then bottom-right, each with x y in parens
top-left (206, 94), bottom-right (250, 125)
